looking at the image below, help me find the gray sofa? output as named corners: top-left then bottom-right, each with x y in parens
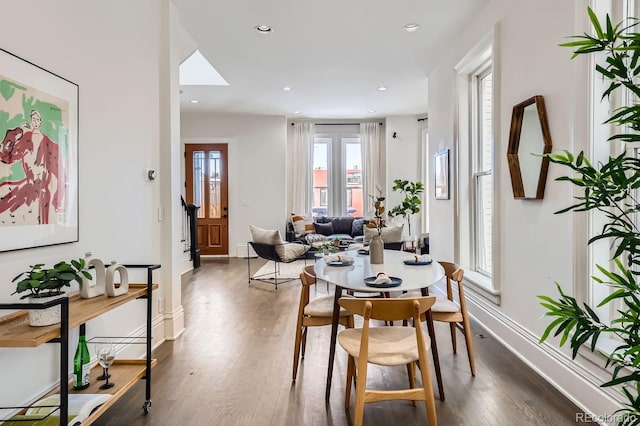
top-left (286, 216), bottom-right (367, 243)
top-left (287, 215), bottom-right (404, 250)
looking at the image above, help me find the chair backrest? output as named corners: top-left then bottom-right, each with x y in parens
top-left (437, 260), bottom-right (466, 306)
top-left (249, 242), bottom-right (282, 262)
top-left (299, 265), bottom-right (316, 287)
top-left (339, 296), bottom-right (436, 322)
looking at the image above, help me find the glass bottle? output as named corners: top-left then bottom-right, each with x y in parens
top-left (73, 334), bottom-right (91, 390)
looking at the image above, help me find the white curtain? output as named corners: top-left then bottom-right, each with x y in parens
top-left (361, 122), bottom-right (384, 216)
top-left (291, 122), bottom-right (314, 214)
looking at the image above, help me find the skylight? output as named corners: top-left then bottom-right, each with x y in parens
top-left (179, 50), bottom-right (228, 86)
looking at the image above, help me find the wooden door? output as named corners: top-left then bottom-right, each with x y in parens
top-left (185, 144), bottom-right (229, 255)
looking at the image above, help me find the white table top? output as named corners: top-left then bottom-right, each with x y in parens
top-left (314, 249), bottom-right (444, 292)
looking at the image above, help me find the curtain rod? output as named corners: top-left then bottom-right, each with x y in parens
top-left (291, 122), bottom-right (382, 126)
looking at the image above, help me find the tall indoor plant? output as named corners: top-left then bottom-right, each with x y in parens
top-left (388, 179), bottom-right (424, 236)
top-left (538, 8), bottom-right (640, 424)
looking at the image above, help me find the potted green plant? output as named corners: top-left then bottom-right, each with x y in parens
top-left (12, 258), bottom-right (92, 326)
top-left (388, 179), bottom-right (424, 236)
top-left (538, 8), bottom-right (640, 424)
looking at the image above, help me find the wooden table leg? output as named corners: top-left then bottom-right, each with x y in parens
top-left (325, 285), bottom-right (343, 402)
top-left (422, 287), bottom-right (445, 401)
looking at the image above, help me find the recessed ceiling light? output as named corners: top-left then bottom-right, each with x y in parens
top-left (255, 25), bottom-right (273, 33)
top-left (189, 99), bottom-right (199, 104)
top-left (368, 110), bottom-right (376, 113)
top-left (282, 86), bottom-right (292, 92)
top-left (377, 86), bottom-right (387, 91)
top-left (293, 111), bottom-right (302, 114)
top-left (403, 23), bottom-right (420, 32)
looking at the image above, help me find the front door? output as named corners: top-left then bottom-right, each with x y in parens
top-left (185, 144), bottom-right (229, 255)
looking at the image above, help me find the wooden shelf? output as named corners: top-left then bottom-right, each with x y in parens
top-left (0, 284), bottom-right (158, 348)
top-left (73, 359), bottom-right (157, 425)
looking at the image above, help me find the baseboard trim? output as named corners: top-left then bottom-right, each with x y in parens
top-left (436, 283), bottom-right (624, 419)
top-left (162, 304), bottom-right (185, 340)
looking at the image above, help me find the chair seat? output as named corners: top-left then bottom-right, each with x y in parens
top-left (398, 292), bottom-right (460, 313)
top-left (305, 295), bottom-right (352, 317)
top-left (338, 326), bottom-right (430, 366)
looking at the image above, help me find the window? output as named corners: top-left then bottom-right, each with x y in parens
top-left (311, 129), bottom-right (363, 217)
top-left (455, 28), bottom-right (497, 298)
top-left (473, 67), bottom-right (493, 276)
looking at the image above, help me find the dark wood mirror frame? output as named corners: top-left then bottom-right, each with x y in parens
top-left (507, 95), bottom-right (553, 199)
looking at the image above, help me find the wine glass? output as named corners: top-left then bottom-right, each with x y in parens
top-left (94, 342), bottom-right (111, 381)
top-left (97, 343), bottom-right (116, 389)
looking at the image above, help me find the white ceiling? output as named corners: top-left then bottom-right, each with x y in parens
top-left (173, 0), bottom-right (488, 119)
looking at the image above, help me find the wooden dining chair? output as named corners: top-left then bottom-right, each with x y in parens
top-left (292, 265), bottom-right (354, 382)
top-left (432, 262), bottom-right (475, 376)
top-left (337, 296), bottom-right (438, 426)
top-left (398, 261), bottom-right (475, 376)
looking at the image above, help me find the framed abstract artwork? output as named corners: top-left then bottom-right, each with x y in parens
top-left (435, 149), bottom-right (450, 200)
top-left (0, 48), bottom-right (79, 252)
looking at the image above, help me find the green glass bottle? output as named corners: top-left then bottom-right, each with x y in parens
top-left (73, 335), bottom-right (91, 390)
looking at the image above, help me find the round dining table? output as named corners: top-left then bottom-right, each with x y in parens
top-left (314, 249), bottom-right (446, 402)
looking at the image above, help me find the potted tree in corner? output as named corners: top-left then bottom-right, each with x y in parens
top-left (12, 258), bottom-right (92, 326)
top-left (388, 179), bottom-right (424, 237)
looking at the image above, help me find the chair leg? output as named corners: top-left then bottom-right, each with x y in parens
top-left (418, 356), bottom-right (438, 426)
top-left (462, 317), bottom-right (476, 376)
top-left (353, 358), bottom-right (368, 426)
top-left (450, 323), bottom-right (457, 354)
top-left (292, 323), bottom-right (303, 382)
top-left (301, 327), bottom-right (308, 359)
top-left (345, 355), bottom-right (355, 409)
top-left (407, 362), bottom-right (416, 407)
top-left (274, 261), bottom-right (278, 290)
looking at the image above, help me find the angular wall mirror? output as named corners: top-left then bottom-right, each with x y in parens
top-left (507, 95), bottom-right (553, 199)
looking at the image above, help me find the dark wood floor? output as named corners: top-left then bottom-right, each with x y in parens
top-left (94, 257), bottom-right (593, 425)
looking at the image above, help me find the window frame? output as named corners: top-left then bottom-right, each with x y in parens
top-left (472, 64), bottom-right (493, 277)
top-left (454, 27), bottom-right (500, 303)
top-left (312, 131), bottom-right (363, 217)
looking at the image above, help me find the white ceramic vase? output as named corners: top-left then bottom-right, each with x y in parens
top-left (370, 234), bottom-right (384, 264)
top-left (105, 261), bottom-right (129, 297)
top-left (79, 252), bottom-right (106, 299)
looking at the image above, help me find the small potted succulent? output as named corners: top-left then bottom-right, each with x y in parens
top-left (12, 258), bottom-right (92, 326)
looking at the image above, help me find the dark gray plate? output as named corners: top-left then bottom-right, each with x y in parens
top-left (364, 276), bottom-right (402, 288)
top-left (326, 260), bottom-right (354, 266)
top-left (403, 260), bottom-right (433, 265)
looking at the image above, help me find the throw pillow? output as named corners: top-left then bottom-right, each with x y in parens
top-left (276, 243), bottom-right (309, 262)
top-left (351, 218), bottom-right (368, 237)
top-left (363, 224), bottom-right (404, 244)
top-left (330, 216), bottom-right (355, 235)
top-left (314, 222), bottom-right (335, 236)
top-left (290, 213), bottom-right (314, 237)
top-left (305, 233), bottom-right (328, 244)
top-left (250, 225), bottom-right (284, 245)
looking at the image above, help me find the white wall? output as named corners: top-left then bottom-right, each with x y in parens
top-left (0, 0), bottom-right (173, 410)
top-left (385, 115), bottom-right (423, 236)
top-left (181, 112), bottom-right (288, 254)
top-left (427, 0), bottom-right (621, 419)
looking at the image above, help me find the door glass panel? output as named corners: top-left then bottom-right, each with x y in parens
top-left (209, 151), bottom-right (221, 219)
top-left (193, 151), bottom-right (205, 219)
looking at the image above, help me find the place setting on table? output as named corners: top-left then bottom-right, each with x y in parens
top-left (314, 248), bottom-right (447, 402)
